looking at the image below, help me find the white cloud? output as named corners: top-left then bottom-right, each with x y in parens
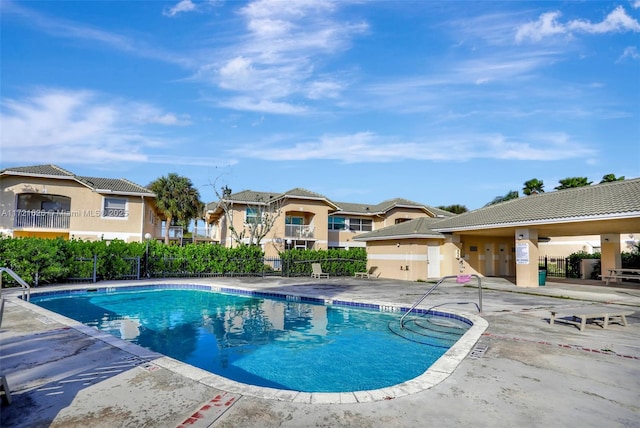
top-left (3, 1), bottom-right (192, 67)
top-left (163, 0), bottom-right (197, 17)
top-left (227, 131), bottom-right (596, 163)
top-left (195, 0), bottom-right (368, 114)
top-left (516, 6), bottom-right (640, 43)
top-left (0, 88), bottom-right (189, 164)
top-left (617, 46), bottom-right (640, 62)
top-left (567, 6), bottom-right (640, 33)
top-left (218, 97), bottom-right (308, 115)
top-left (515, 11), bottom-right (567, 42)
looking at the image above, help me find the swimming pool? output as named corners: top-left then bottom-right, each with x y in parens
top-left (29, 284), bottom-right (480, 395)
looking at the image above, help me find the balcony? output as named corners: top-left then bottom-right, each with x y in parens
top-left (192, 225), bottom-right (217, 240)
top-left (157, 225), bottom-right (218, 240)
top-left (14, 210), bottom-right (71, 229)
top-left (285, 224), bottom-right (314, 239)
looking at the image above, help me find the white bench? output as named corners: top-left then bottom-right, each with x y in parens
top-left (550, 307), bottom-right (634, 332)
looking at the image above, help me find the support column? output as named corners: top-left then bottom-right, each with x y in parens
top-left (600, 233), bottom-right (621, 283)
top-left (515, 228), bottom-right (539, 287)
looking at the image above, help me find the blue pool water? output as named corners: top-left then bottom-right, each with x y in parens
top-left (31, 287), bottom-right (470, 392)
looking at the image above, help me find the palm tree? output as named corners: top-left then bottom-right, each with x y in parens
top-left (600, 173), bottom-right (624, 183)
top-left (555, 177), bottom-right (592, 190)
top-left (148, 173), bottom-right (203, 244)
top-left (436, 204), bottom-right (468, 214)
top-left (522, 178), bottom-right (544, 196)
top-left (485, 190), bottom-right (519, 206)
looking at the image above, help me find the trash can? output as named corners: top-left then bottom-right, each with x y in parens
top-left (538, 269), bottom-right (547, 286)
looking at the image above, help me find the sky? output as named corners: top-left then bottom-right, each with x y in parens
top-left (1, 0), bottom-right (639, 210)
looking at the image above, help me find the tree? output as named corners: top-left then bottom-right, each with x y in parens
top-left (522, 178), bottom-right (544, 196)
top-left (485, 190), bottom-right (519, 206)
top-left (149, 173), bottom-right (203, 244)
top-left (600, 174), bottom-right (624, 183)
top-left (554, 177), bottom-right (592, 190)
top-left (436, 204), bottom-right (468, 214)
top-left (211, 182), bottom-right (285, 247)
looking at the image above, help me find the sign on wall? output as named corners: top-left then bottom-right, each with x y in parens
top-left (516, 243), bottom-right (529, 264)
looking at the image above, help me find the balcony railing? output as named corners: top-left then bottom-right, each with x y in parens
top-left (158, 226), bottom-right (184, 239)
top-left (192, 225), bottom-right (217, 240)
top-left (285, 224), bottom-right (314, 239)
top-left (14, 210), bottom-right (71, 229)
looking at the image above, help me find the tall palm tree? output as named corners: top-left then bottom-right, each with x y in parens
top-left (522, 178), bottom-right (544, 196)
top-left (148, 173), bottom-right (203, 244)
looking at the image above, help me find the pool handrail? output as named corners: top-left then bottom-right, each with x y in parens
top-left (0, 267), bottom-right (31, 301)
top-left (400, 274), bottom-right (482, 328)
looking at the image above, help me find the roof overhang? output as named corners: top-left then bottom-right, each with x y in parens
top-left (433, 212), bottom-right (640, 238)
top-left (353, 233), bottom-right (445, 242)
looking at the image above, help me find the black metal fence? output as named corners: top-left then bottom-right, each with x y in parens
top-left (66, 255), bottom-right (365, 283)
top-left (70, 255), bottom-right (141, 282)
top-left (539, 256), bottom-right (568, 278)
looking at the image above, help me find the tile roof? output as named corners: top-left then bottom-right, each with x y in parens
top-left (1, 164), bottom-right (154, 196)
top-left (432, 178), bottom-right (640, 232)
top-left (334, 198), bottom-right (454, 217)
top-left (282, 188), bottom-right (330, 200)
top-left (223, 190), bottom-right (277, 204)
top-left (212, 188), bottom-right (447, 217)
top-left (76, 176), bottom-right (154, 195)
top-left (353, 217), bottom-right (445, 240)
top-left (0, 164), bottom-right (75, 177)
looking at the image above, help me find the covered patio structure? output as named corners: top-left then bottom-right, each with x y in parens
top-left (432, 178), bottom-right (640, 287)
top-left (354, 178), bottom-right (639, 287)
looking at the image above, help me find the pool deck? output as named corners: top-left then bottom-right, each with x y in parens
top-left (1, 276), bottom-right (639, 427)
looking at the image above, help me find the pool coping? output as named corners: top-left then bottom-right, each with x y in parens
top-left (10, 279), bottom-right (488, 404)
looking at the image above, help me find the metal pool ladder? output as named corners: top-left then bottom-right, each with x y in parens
top-left (0, 267), bottom-right (31, 302)
top-left (400, 274), bottom-right (482, 328)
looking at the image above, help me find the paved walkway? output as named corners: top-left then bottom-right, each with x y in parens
top-left (1, 276), bottom-right (639, 427)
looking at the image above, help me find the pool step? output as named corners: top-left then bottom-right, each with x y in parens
top-left (388, 317), bottom-right (467, 347)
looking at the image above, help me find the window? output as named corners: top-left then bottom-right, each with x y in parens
top-left (328, 217), bottom-right (346, 230)
top-left (246, 207), bottom-right (260, 224)
top-left (103, 198), bottom-right (127, 218)
top-left (349, 218), bottom-right (372, 232)
top-left (286, 216), bottom-right (303, 225)
top-left (17, 194), bottom-right (71, 212)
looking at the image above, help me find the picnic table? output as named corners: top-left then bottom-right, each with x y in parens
top-left (601, 268), bottom-right (640, 285)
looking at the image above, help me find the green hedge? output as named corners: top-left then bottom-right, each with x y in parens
top-left (0, 237), bottom-right (149, 285)
top-left (0, 236), bottom-right (368, 286)
top-left (280, 247), bottom-right (367, 276)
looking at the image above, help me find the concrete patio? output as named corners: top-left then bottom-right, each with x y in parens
top-left (1, 276), bottom-right (639, 427)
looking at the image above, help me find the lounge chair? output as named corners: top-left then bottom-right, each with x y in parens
top-left (355, 266), bottom-right (377, 279)
top-left (311, 263), bottom-right (329, 278)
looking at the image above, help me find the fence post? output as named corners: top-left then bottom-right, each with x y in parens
top-left (92, 254), bottom-right (97, 283)
top-left (136, 256), bottom-right (140, 280)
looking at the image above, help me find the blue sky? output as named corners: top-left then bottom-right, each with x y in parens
top-left (1, 0), bottom-right (639, 210)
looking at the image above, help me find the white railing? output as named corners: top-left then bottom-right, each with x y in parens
top-left (192, 225), bottom-right (217, 239)
top-left (14, 210), bottom-right (70, 229)
top-left (285, 225), bottom-right (314, 239)
top-left (158, 226), bottom-right (183, 239)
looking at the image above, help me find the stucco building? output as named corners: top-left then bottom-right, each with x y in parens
top-left (0, 165), bottom-right (161, 242)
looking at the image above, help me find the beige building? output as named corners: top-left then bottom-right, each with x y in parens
top-left (0, 165), bottom-right (161, 242)
top-left (203, 188), bottom-right (452, 257)
top-left (354, 178), bottom-right (640, 287)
